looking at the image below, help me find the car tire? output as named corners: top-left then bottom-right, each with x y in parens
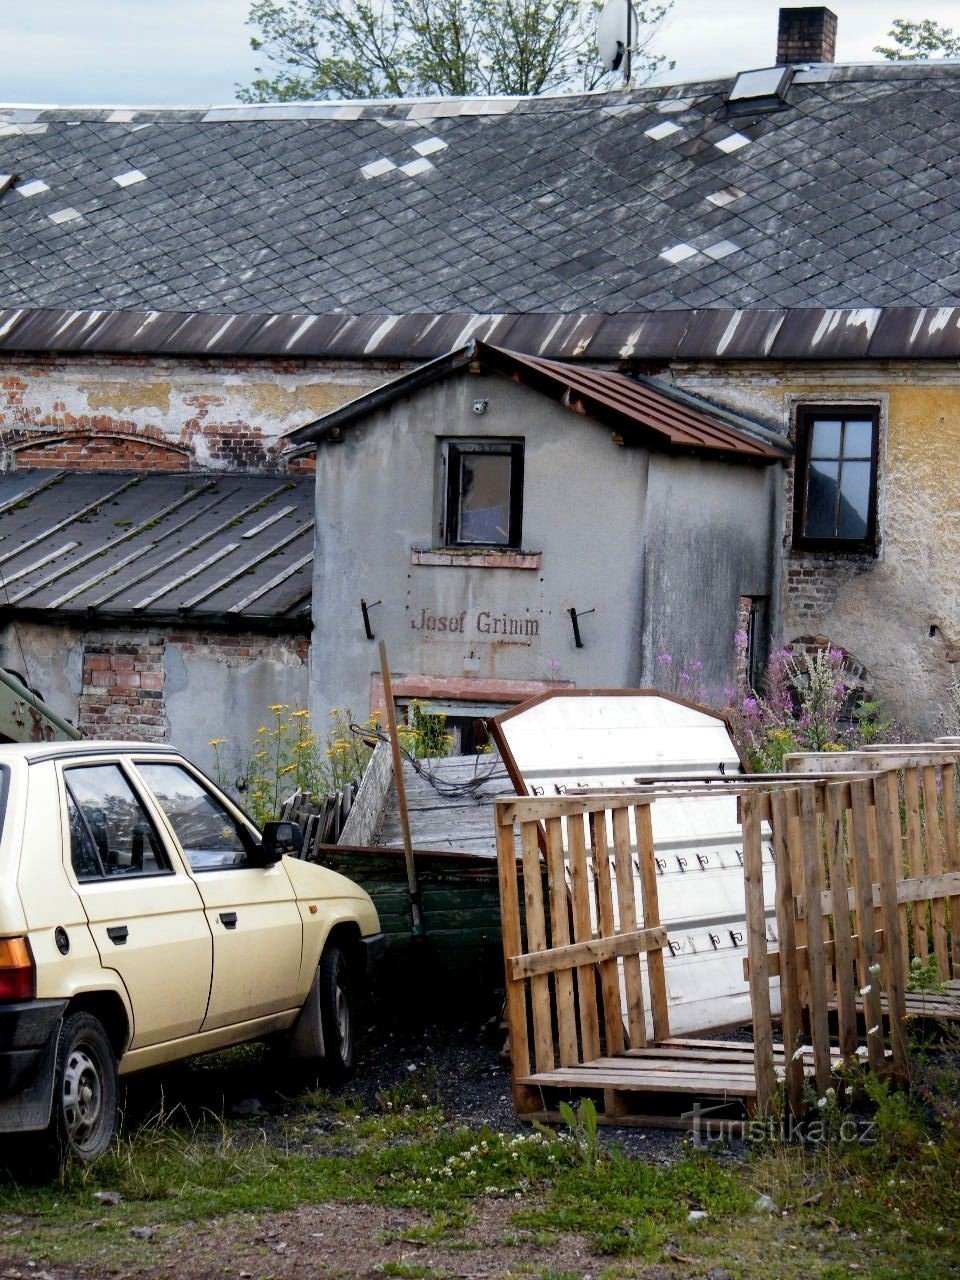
top-left (318, 944), bottom-right (355, 1082)
top-left (48, 1012), bottom-right (118, 1163)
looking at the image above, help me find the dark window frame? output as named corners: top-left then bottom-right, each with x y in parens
top-left (792, 404), bottom-right (880, 554)
top-left (441, 438), bottom-right (524, 550)
top-left (63, 763), bottom-right (173, 882)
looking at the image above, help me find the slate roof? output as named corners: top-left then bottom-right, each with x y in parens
top-left (0, 61), bottom-right (959, 359)
top-left (290, 340), bottom-right (789, 461)
top-left (0, 470), bottom-right (314, 626)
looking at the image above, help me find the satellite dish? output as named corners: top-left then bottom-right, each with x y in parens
top-left (596, 0), bottom-right (635, 72)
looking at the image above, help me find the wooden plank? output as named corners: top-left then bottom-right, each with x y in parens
top-left (567, 811), bottom-right (601, 1062)
top-left (521, 817), bottom-right (554, 1073)
top-left (633, 800), bottom-right (670, 1043)
top-left (521, 1067), bottom-right (759, 1096)
top-left (903, 766), bottom-right (928, 964)
top-left (786, 789), bottom-right (810, 1011)
top-left (495, 807), bottom-right (533, 1108)
top-left (741, 791), bottom-right (777, 1114)
top-left (611, 805), bottom-right (647, 1047)
top-left (498, 793), bottom-right (651, 824)
top-left (873, 771), bottom-right (909, 1072)
top-left (769, 788), bottom-right (804, 1115)
top-left (798, 785), bottom-right (832, 1094)
top-left (801, 871), bottom-right (960, 917)
top-left (942, 761), bottom-right (960, 974)
top-left (744, 930), bottom-right (885, 979)
top-left (589, 810), bottom-right (625, 1055)
top-left (825, 782), bottom-right (858, 1060)
top-left (848, 778), bottom-right (888, 1073)
top-left (509, 925), bottom-right (668, 979)
top-left (544, 815), bottom-right (578, 1067)
top-left (921, 765), bottom-right (950, 980)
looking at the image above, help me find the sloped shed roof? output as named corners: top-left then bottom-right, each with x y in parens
top-left (0, 61), bottom-right (959, 359)
top-left (290, 340), bottom-right (789, 460)
top-left (0, 470), bottom-right (314, 627)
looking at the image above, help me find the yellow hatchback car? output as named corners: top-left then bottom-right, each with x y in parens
top-left (0, 741), bottom-right (383, 1163)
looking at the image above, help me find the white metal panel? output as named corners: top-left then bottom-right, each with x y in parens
top-left (493, 692), bottom-right (778, 1035)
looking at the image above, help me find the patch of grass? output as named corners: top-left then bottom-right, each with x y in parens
top-left (3, 1049), bottom-right (960, 1279)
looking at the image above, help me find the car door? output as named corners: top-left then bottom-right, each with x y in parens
top-left (134, 760), bottom-right (303, 1031)
top-left (63, 760), bottom-right (213, 1049)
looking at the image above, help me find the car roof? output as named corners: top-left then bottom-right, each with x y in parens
top-left (0, 741), bottom-right (183, 764)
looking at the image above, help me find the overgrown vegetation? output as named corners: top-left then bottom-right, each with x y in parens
top-left (724, 643), bottom-right (894, 772)
top-left (210, 701), bottom-right (451, 825)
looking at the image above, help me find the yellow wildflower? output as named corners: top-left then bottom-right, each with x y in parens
top-left (269, 703), bottom-right (290, 714)
top-left (208, 737), bottom-right (227, 747)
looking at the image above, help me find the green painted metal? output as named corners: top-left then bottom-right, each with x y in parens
top-left (0, 668), bottom-right (81, 742)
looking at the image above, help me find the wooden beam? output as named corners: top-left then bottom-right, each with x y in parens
top-left (509, 925), bottom-right (669, 980)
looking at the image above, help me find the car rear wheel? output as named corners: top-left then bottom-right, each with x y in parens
top-left (50, 1012), bottom-right (118, 1162)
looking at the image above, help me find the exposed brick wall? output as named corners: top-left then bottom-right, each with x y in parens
top-left (77, 630), bottom-right (311, 743)
top-left (0, 352), bottom-right (403, 475)
top-left (11, 430), bottom-right (190, 470)
top-left (79, 639), bottom-right (167, 742)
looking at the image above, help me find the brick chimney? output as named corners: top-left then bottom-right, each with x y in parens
top-left (776, 6), bottom-right (837, 64)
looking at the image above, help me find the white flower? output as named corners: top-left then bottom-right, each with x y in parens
top-left (869, 963), bottom-right (882, 976)
top-left (817, 1096), bottom-right (828, 1109)
top-left (856, 1045), bottom-right (869, 1059)
top-left (859, 984), bottom-right (872, 996)
top-left (791, 1046), bottom-right (806, 1062)
top-left (868, 1025), bottom-right (880, 1036)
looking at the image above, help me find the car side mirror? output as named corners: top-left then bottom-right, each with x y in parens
top-left (258, 820), bottom-right (304, 864)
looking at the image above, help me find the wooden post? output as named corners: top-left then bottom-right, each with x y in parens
top-left (742, 791), bottom-right (777, 1115)
top-left (921, 765), bottom-right (950, 979)
top-left (567, 812), bottom-right (601, 1061)
top-left (544, 816), bottom-right (578, 1067)
top-left (634, 801), bottom-right (670, 1044)
top-left (848, 778), bottom-right (888, 1074)
top-left (589, 810), bottom-right (625, 1055)
top-left (521, 817), bottom-right (554, 1072)
top-left (769, 789), bottom-right (804, 1115)
top-left (903, 766), bottom-right (928, 966)
top-left (941, 761), bottom-right (960, 974)
top-left (873, 771), bottom-right (909, 1073)
top-left (494, 802), bottom-right (535, 1113)
top-left (378, 640), bottom-right (422, 935)
top-left (611, 805), bottom-right (647, 1048)
top-left (798, 785), bottom-right (832, 1094)
top-left (825, 783), bottom-right (858, 1062)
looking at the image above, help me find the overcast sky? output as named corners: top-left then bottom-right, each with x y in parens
top-left (2, 1), bottom-right (957, 106)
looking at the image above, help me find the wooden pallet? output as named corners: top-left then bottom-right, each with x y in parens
top-left (517, 1037), bottom-right (846, 1124)
top-left (494, 793), bottom-right (838, 1125)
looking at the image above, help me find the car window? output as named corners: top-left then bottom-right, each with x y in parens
top-left (136, 762), bottom-right (255, 871)
top-left (64, 764), bottom-right (170, 880)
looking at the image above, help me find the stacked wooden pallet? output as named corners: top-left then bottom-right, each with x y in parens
top-left (494, 745), bottom-right (960, 1126)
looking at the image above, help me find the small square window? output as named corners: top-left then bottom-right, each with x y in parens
top-left (442, 439), bottom-right (523, 549)
top-left (793, 406), bottom-right (879, 553)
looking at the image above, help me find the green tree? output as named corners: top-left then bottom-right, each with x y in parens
top-left (874, 17), bottom-right (960, 59)
top-left (237, 0), bottom-right (672, 103)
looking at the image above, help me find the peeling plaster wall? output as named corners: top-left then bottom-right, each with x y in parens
top-left (309, 373), bottom-right (778, 721)
top-left (0, 622), bottom-right (309, 775)
top-left (667, 360), bottom-right (960, 735)
top-left (0, 354), bottom-right (397, 473)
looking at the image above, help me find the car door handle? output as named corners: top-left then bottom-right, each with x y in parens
top-left (219, 912), bottom-right (238, 929)
top-left (106, 925), bottom-right (129, 945)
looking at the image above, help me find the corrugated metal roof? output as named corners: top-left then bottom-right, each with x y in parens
top-left (0, 471), bottom-right (314, 627)
top-left (290, 341), bottom-right (788, 460)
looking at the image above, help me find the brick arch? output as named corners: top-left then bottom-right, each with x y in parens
top-left (7, 428), bottom-right (192, 471)
top-left (784, 635), bottom-right (872, 690)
